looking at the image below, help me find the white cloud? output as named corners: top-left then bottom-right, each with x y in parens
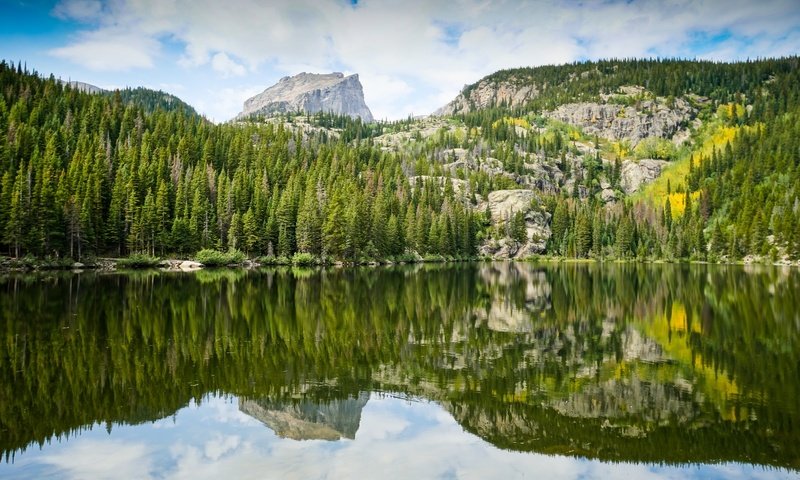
top-left (52, 0), bottom-right (103, 21)
top-left (47, 0), bottom-right (800, 120)
top-left (12, 396), bottom-right (798, 480)
top-left (39, 439), bottom-right (153, 480)
top-left (189, 84), bottom-right (266, 122)
top-left (156, 82), bottom-right (186, 93)
top-left (50, 30), bottom-right (158, 71)
top-left (211, 52), bottom-right (247, 78)
top-left (204, 435), bottom-right (242, 461)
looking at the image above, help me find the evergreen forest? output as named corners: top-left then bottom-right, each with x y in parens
top-left (1, 57), bottom-right (799, 265)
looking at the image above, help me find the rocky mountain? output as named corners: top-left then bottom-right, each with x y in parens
top-left (543, 96), bottom-right (695, 146)
top-left (478, 190), bottom-right (551, 258)
top-left (59, 80), bottom-right (104, 94)
top-left (240, 393), bottom-right (370, 441)
top-left (434, 76), bottom-right (539, 116)
top-left (237, 72), bottom-right (373, 122)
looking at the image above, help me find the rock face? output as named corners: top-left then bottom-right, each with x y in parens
top-left (435, 77), bottom-right (539, 116)
top-left (58, 80), bottom-right (104, 94)
top-left (620, 159), bottom-right (668, 194)
top-left (475, 266), bottom-right (552, 333)
top-left (239, 393), bottom-right (369, 441)
top-left (478, 190), bottom-right (551, 258)
top-left (544, 98), bottom-right (694, 145)
top-left (238, 72), bottom-right (373, 122)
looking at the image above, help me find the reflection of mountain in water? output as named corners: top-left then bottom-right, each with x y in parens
top-left (475, 267), bottom-right (551, 333)
top-left (239, 393), bottom-right (369, 441)
top-left (1, 264), bottom-right (798, 469)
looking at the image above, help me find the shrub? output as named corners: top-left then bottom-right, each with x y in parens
top-left (39, 256), bottom-right (77, 269)
top-left (227, 249), bottom-right (246, 264)
top-left (291, 252), bottom-right (316, 266)
top-left (117, 253), bottom-right (160, 268)
top-left (258, 255), bottom-right (278, 265)
top-left (633, 137), bottom-right (677, 160)
top-left (195, 249), bottom-right (245, 267)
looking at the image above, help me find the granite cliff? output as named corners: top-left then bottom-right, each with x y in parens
top-left (237, 72), bottom-right (373, 122)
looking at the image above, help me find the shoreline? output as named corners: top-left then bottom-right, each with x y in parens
top-left (1, 254), bottom-right (798, 273)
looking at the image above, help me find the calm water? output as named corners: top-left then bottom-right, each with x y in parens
top-left (0, 263), bottom-right (798, 479)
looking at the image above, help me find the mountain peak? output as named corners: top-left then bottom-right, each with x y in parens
top-left (238, 72), bottom-right (373, 122)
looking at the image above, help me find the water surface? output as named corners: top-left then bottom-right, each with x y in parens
top-left (1, 263), bottom-right (798, 479)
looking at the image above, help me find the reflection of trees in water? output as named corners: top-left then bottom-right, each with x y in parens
top-left (0, 264), bottom-right (797, 468)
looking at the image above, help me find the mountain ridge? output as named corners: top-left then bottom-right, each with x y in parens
top-left (0, 57), bottom-right (798, 265)
top-left (236, 71), bottom-right (374, 122)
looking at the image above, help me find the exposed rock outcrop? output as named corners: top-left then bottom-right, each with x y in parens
top-left (435, 77), bottom-right (539, 116)
top-left (620, 159), bottom-right (668, 194)
top-left (478, 190), bottom-right (551, 258)
top-left (238, 72), bottom-right (373, 122)
top-left (544, 97), bottom-right (694, 145)
top-left (59, 80), bottom-right (104, 94)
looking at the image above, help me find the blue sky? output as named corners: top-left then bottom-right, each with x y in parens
top-left (3, 0), bottom-right (799, 122)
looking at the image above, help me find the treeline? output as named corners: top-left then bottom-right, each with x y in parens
top-left (465, 57), bottom-right (800, 261)
top-left (2, 57), bottom-right (800, 263)
top-left (545, 119), bottom-right (800, 262)
top-left (113, 87), bottom-right (199, 116)
top-left (0, 61), bottom-right (481, 261)
top-left (461, 56), bottom-right (800, 112)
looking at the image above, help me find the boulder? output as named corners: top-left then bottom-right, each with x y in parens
top-left (179, 261), bottom-right (203, 271)
top-left (478, 190), bottom-right (551, 258)
top-left (620, 159), bottom-right (668, 194)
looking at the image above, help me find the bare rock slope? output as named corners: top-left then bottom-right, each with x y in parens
top-left (435, 77), bottom-right (539, 116)
top-left (237, 72), bottom-right (373, 122)
top-left (544, 98), bottom-right (694, 146)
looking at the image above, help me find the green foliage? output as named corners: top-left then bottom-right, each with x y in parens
top-left (291, 252), bottom-right (316, 266)
top-left (460, 57), bottom-right (797, 113)
top-left (116, 253), bottom-right (160, 268)
top-left (633, 137), bottom-right (677, 160)
top-left (0, 61), bottom-right (479, 263)
top-left (195, 249), bottom-right (245, 266)
top-left (511, 211), bottom-right (527, 244)
top-left (1, 57), bottom-right (799, 264)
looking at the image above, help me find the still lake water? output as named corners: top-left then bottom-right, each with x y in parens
top-left (0, 263), bottom-right (798, 479)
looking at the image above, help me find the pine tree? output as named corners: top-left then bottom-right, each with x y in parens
top-left (616, 216), bottom-right (632, 258)
top-left (575, 209), bottom-right (592, 258)
top-left (550, 201), bottom-right (570, 253)
top-left (322, 190), bottom-right (346, 259)
top-left (511, 210), bottom-right (527, 244)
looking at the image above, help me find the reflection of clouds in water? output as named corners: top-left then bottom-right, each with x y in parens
top-left (38, 440), bottom-right (153, 480)
top-left (354, 398), bottom-right (412, 441)
top-left (204, 435), bottom-right (241, 461)
top-left (15, 396), bottom-right (800, 480)
top-left (207, 396), bottom-right (261, 426)
top-left (151, 416), bottom-right (179, 429)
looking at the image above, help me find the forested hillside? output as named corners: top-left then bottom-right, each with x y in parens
top-left (0, 57), bottom-right (799, 265)
top-left (438, 57), bottom-right (800, 261)
top-left (0, 61), bottom-right (480, 263)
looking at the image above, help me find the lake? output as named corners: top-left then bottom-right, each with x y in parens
top-left (0, 263), bottom-right (798, 479)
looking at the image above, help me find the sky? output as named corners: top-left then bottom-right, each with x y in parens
top-left (2, 0), bottom-right (800, 123)
top-left (3, 394), bottom-right (795, 479)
